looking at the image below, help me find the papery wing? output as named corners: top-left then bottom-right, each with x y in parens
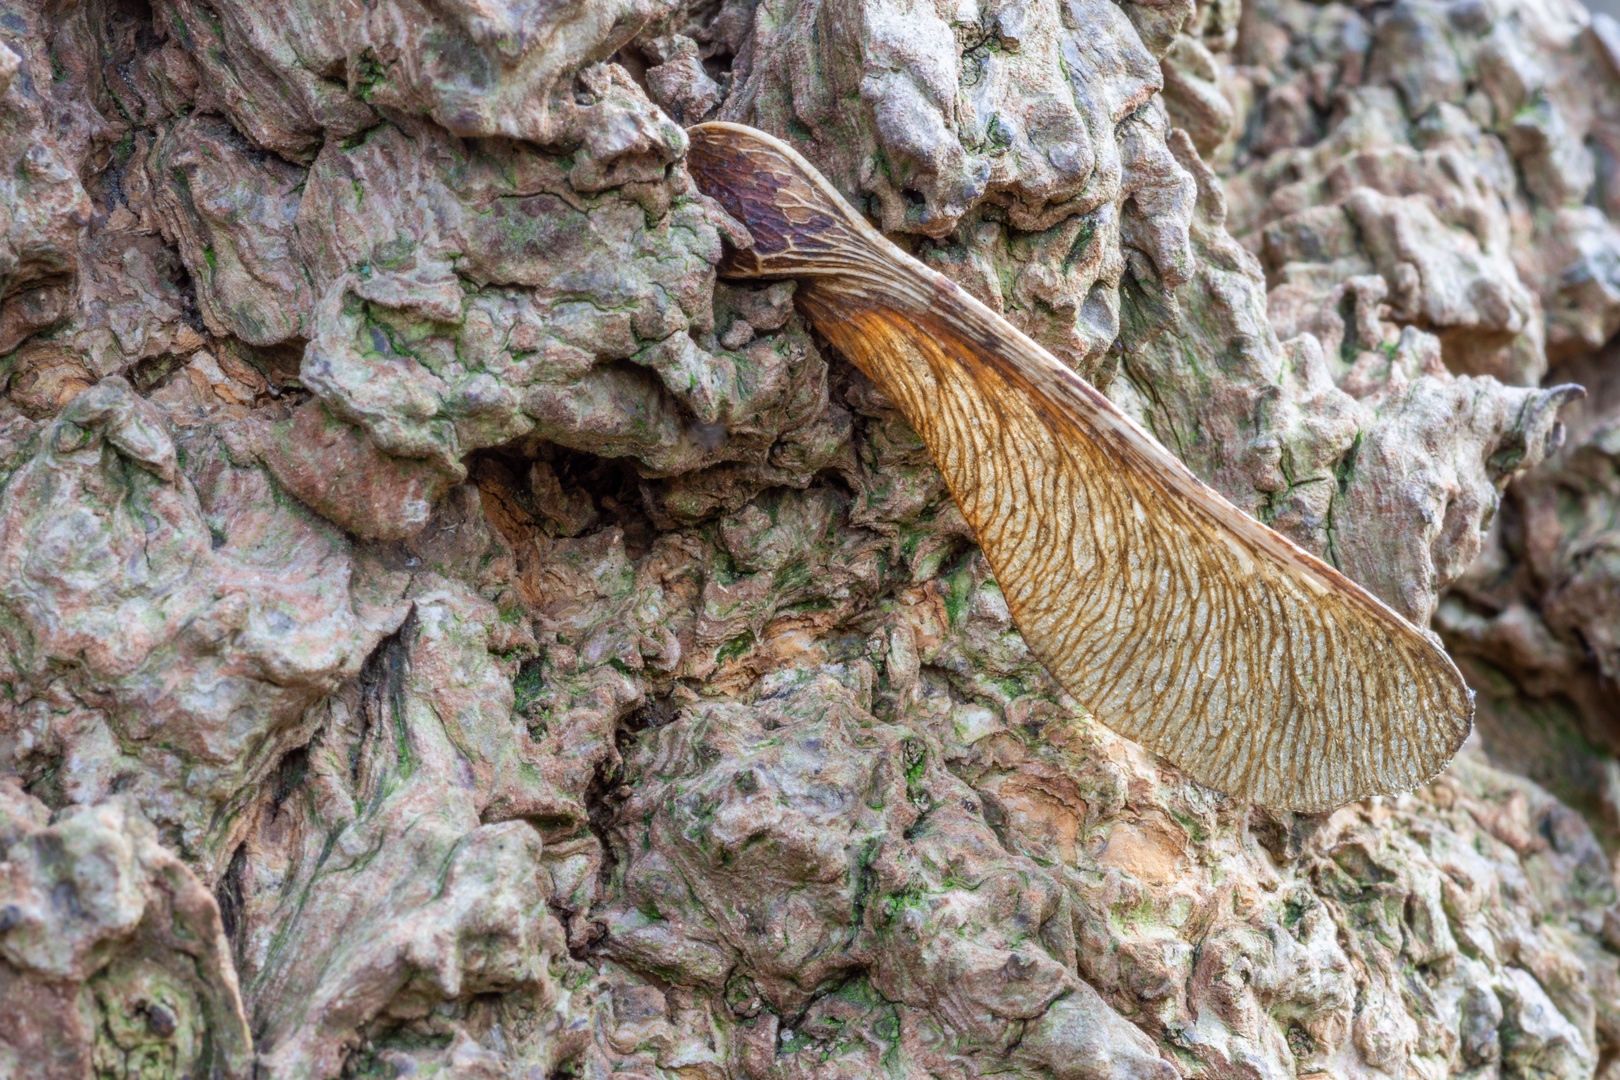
top-left (803, 293), bottom-right (1470, 810)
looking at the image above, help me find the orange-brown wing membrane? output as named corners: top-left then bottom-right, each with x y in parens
top-left (687, 122), bottom-right (1472, 811)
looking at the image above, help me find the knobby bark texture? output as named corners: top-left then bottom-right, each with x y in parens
top-left (1, 0), bottom-right (1618, 1078)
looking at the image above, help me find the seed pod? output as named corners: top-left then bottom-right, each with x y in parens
top-left (687, 121), bottom-right (1474, 811)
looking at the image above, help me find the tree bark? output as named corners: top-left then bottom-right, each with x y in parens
top-left (1, 0), bottom-right (1618, 1077)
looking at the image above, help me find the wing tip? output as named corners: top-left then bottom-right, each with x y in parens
top-left (1124, 635), bottom-right (1476, 814)
top-left (1248, 685), bottom-right (1476, 813)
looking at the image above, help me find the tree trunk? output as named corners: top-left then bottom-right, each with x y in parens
top-left (2, 0), bottom-right (1619, 1077)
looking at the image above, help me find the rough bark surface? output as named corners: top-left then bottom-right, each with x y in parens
top-left (1, 0), bottom-right (1619, 1077)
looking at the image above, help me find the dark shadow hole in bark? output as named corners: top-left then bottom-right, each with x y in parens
top-left (215, 841), bottom-right (248, 965)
